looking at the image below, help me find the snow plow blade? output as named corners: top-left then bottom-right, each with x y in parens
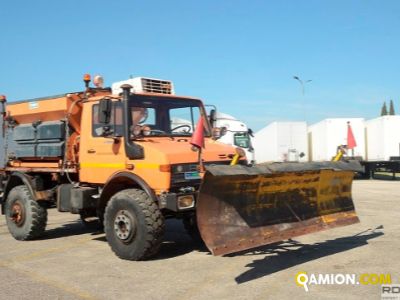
top-left (197, 161), bottom-right (362, 256)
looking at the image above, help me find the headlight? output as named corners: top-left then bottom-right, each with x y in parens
top-left (177, 195), bottom-right (195, 209)
top-left (235, 147), bottom-right (246, 157)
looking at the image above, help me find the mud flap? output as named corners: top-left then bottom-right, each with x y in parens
top-left (196, 161), bottom-right (362, 256)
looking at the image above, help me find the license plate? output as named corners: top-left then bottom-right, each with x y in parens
top-left (184, 171), bottom-right (201, 180)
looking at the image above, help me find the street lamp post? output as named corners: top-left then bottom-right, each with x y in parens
top-left (293, 76), bottom-right (312, 121)
top-left (293, 76), bottom-right (312, 95)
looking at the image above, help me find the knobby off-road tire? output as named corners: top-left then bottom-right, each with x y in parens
top-left (104, 189), bottom-right (165, 260)
top-left (5, 185), bottom-right (48, 240)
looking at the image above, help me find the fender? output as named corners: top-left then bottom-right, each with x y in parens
top-left (98, 171), bottom-right (157, 212)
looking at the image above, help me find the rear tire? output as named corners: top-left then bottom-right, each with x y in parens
top-left (5, 185), bottom-right (47, 240)
top-left (104, 189), bottom-right (164, 260)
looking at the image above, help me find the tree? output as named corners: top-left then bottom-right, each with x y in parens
top-left (381, 102), bottom-right (388, 116)
top-left (389, 99), bottom-right (395, 115)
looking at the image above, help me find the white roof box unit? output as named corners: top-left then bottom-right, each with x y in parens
top-left (112, 77), bottom-right (175, 95)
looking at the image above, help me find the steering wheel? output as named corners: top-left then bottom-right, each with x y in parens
top-left (149, 129), bottom-right (167, 135)
top-left (171, 124), bottom-right (192, 133)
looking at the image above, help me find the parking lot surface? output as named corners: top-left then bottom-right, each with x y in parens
top-left (0, 179), bottom-right (399, 300)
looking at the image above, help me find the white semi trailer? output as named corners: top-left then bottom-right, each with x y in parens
top-left (252, 121), bottom-right (308, 163)
top-left (362, 115), bottom-right (400, 178)
top-left (366, 115), bottom-right (400, 161)
top-left (308, 116), bottom-right (400, 178)
top-left (308, 118), bottom-right (366, 161)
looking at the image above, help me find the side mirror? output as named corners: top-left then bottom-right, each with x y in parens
top-left (98, 98), bottom-right (112, 124)
top-left (209, 109), bottom-right (217, 128)
top-left (248, 128), bottom-right (254, 137)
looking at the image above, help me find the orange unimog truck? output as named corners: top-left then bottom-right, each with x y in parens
top-left (0, 75), bottom-right (361, 260)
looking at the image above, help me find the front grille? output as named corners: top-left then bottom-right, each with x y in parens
top-left (171, 175), bottom-right (201, 186)
top-left (141, 78), bottom-right (173, 94)
top-left (171, 163), bottom-right (200, 185)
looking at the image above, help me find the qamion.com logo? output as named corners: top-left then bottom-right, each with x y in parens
top-left (295, 271), bottom-right (392, 292)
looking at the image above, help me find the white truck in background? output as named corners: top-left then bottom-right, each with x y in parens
top-left (171, 110), bottom-right (255, 163)
top-left (211, 112), bottom-right (255, 163)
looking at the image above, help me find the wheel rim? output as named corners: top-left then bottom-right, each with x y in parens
top-left (114, 210), bottom-right (136, 242)
top-left (10, 200), bottom-right (25, 227)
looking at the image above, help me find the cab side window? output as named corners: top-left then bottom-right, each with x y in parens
top-left (92, 102), bottom-right (123, 137)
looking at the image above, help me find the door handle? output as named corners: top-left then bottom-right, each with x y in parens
top-left (87, 149), bottom-right (96, 154)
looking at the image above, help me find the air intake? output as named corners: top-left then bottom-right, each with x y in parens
top-left (141, 78), bottom-right (173, 94)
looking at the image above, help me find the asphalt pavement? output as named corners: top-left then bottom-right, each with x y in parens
top-left (0, 179), bottom-right (398, 300)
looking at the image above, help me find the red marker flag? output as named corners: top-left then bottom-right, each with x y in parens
top-left (347, 121), bottom-right (357, 149)
top-left (190, 117), bottom-right (205, 149)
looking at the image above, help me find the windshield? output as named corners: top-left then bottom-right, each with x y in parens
top-left (128, 95), bottom-right (210, 137)
top-left (233, 132), bottom-right (251, 148)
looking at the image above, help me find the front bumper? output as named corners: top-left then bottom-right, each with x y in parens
top-left (158, 192), bottom-right (197, 212)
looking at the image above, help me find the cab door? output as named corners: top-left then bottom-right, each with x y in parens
top-left (79, 101), bottom-right (126, 184)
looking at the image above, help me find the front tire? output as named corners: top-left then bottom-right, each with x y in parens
top-left (104, 189), bottom-right (164, 260)
top-left (5, 185), bottom-right (48, 240)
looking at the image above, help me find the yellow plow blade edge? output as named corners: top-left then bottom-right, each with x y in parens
top-left (197, 161), bottom-right (362, 256)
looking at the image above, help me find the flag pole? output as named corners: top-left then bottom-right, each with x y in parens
top-left (198, 148), bottom-right (204, 172)
top-left (190, 117), bottom-right (205, 172)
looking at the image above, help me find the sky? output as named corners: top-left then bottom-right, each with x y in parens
top-left (1, 0), bottom-right (400, 131)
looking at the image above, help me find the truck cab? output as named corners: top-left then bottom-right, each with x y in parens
top-left (79, 80), bottom-right (240, 214)
top-left (211, 112), bottom-right (255, 164)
